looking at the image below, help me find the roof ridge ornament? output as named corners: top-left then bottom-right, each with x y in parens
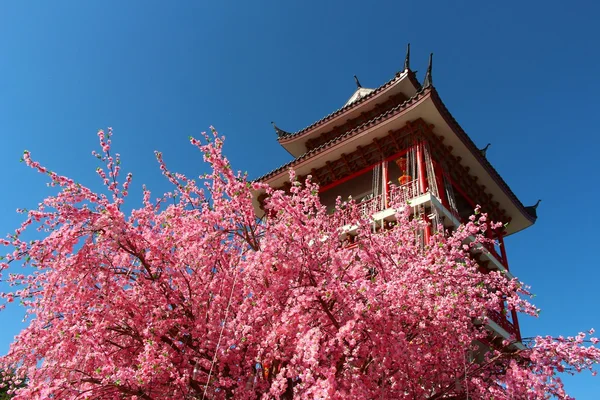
top-left (353, 75), bottom-right (362, 89)
top-left (525, 199), bottom-right (542, 219)
top-left (530, 199), bottom-right (542, 209)
top-left (271, 121), bottom-right (292, 138)
top-left (423, 52), bottom-right (433, 88)
top-left (479, 143), bottom-right (491, 157)
top-left (404, 43), bottom-right (411, 71)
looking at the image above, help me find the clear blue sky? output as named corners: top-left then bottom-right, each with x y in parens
top-left (1, 1), bottom-right (599, 397)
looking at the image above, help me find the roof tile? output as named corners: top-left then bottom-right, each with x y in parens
top-left (257, 87), bottom-right (427, 181)
top-left (278, 70), bottom-right (420, 142)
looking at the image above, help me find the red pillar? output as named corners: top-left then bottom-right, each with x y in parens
top-left (433, 161), bottom-right (449, 209)
top-left (423, 213), bottom-right (431, 244)
top-left (497, 229), bottom-right (521, 340)
top-left (416, 142), bottom-right (431, 244)
top-left (416, 142), bottom-right (427, 195)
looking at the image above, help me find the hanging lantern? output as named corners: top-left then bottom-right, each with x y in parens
top-left (394, 157), bottom-right (407, 172)
top-left (395, 156), bottom-right (411, 185)
top-left (399, 174), bottom-right (412, 185)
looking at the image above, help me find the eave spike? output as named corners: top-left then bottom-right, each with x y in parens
top-left (271, 121), bottom-right (292, 139)
top-left (525, 199), bottom-right (542, 220)
top-left (423, 52), bottom-right (433, 88)
top-left (353, 75), bottom-right (362, 89)
top-left (404, 43), bottom-right (411, 71)
top-left (479, 143), bottom-right (491, 157)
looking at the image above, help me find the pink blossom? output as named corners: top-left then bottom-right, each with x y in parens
top-left (0, 129), bottom-right (597, 399)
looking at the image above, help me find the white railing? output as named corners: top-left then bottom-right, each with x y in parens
top-left (358, 195), bottom-right (383, 218)
top-left (388, 179), bottom-right (419, 207)
top-left (355, 179), bottom-right (419, 220)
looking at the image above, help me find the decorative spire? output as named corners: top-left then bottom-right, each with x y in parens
top-left (479, 143), bottom-right (491, 157)
top-left (423, 53), bottom-right (433, 88)
top-left (353, 75), bottom-right (362, 89)
top-left (404, 43), bottom-right (411, 71)
top-left (525, 199), bottom-right (542, 219)
top-left (271, 121), bottom-right (292, 138)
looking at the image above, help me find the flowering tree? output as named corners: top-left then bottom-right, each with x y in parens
top-left (0, 128), bottom-right (598, 399)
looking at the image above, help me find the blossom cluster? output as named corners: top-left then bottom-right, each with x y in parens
top-left (0, 129), bottom-right (598, 399)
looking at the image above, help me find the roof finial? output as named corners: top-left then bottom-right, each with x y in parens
top-left (353, 75), bottom-right (362, 89)
top-left (423, 52), bottom-right (433, 88)
top-left (404, 43), bottom-right (411, 71)
top-left (525, 199), bottom-right (542, 220)
top-left (271, 121), bottom-right (292, 139)
top-left (479, 143), bottom-right (491, 157)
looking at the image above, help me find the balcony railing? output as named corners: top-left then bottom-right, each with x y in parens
top-left (354, 180), bottom-right (419, 220)
top-left (388, 179), bottom-right (419, 207)
top-left (333, 185), bottom-right (517, 340)
top-left (336, 180), bottom-right (508, 272)
top-left (487, 309), bottom-right (517, 337)
top-left (357, 194), bottom-right (384, 219)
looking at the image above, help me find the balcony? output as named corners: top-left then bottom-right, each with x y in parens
top-left (354, 179), bottom-right (419, 220)
top-left (485, 310), bottom-right (524, 348)
top-left (333, 182), bottom-right (521, 343)
top-left (336, 181), bottom-right (512, 279)
top-left (486, 309), bottom-right (518, 338)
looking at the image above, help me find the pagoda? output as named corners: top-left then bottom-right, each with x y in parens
top-left (254, 45), bottom-right (539, 345)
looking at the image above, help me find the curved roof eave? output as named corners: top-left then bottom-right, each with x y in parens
top-left (428, 88), bottom-right (537, 228)
top-left (277, 69), bottom-right (421, 145)
top-left (256, 86), bottom-right (430, 183)
top-left (257, 86), bottom-right (536, 234)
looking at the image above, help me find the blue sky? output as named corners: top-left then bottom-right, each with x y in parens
top-left (1, 1), bottom-right (599, 397)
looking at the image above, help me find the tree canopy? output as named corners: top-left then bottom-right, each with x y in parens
top-left (0, 128), bottom-right (598, 399)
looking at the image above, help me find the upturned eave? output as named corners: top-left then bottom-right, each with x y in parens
top-left (278, 69), bottom-right (421, 157)
top-left (256, 87), bottom-right (536, 235)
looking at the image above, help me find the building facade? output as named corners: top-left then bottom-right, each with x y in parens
top-left (255, 45), bottom-right (539, 345)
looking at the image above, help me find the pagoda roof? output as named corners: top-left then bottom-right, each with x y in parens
top-left (257, 87), bottom-right (428, 182)
top-left (276, 69), bottom-right (422, 148)
top-left (256, 86), bottom-right (537, 235)
top-left (427, 88), bottom-right (537, 227)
